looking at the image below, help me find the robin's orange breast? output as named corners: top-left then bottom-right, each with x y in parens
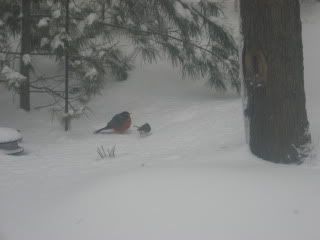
top-left (114, 118), bottom-right (131, 133)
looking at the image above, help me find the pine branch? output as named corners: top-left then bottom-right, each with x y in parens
top-left (101, 22), bottom-right (225, 60)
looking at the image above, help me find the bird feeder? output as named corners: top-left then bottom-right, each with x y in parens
top-left (0, 127), bottom-right (24, 155)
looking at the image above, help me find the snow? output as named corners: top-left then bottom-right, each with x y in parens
top-left (52, 9), bottom-right (61, 19)
top-left (209, 15), bottom-right (226, 28)
top-left (1, 65), bottom-right (26, 87)
top-left (40, 37), bottom-right (49, 48)
top-left (0, 19), bottom-right (4, 27)
top-left (37, 17), bottom-right (50, 28)
top-left (76, 12), bottom-right (99, 33)
top-left (78, 20), bottom-right (86, 33)
top-left (1, 2), bottom-right (320, 240)
top-left (69, 1), bottom-right (81, 12)
top-left (86, 13), bottom-right (98, 25)
top-left (140, 24), bottom-right (148, 32)
top-left (174, 2), bottom-right (193, 19)
top-left (47, 0), bottom-right (53, 7)
top-left (50, 34), bottom-right (64, 50)
top-left (85, 67), bottom-right (98, 80)
top-left (0, 127), bottom-right (22, 143)
top-left (22, 54), bottom-right (31, 65)
top-left (0, 53), bottom-right (5, 61)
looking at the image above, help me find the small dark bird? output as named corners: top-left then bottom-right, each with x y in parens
top-left (135, 123), bottom-right (151, 135)
top-left (94, 111), bottom-right (131, 134)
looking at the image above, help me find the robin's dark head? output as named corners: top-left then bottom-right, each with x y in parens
top-left (120, 111), bottom-right (130, 118)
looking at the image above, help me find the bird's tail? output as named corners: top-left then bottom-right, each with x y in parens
top-left (94, 126), bottom-right (109, 134)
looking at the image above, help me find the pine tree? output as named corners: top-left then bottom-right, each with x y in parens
top-left (1, 0), bottom-right (239, 129)
top-left (0, 0), bottom-right (25, 90)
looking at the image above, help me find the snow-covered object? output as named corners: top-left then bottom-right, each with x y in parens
top-left (0, 127), bottom-right (22, 143)
top-left (37, 17), bottom-right (50, 28)
top-left (0, 128), bottom-right (24, 155)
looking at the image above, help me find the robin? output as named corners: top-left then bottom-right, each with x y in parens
top-left (134, 123), bottom-right (151, 135)
top-left (94, 111), bottom-right (131, 134)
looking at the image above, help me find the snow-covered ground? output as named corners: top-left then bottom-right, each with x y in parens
top-left (1, 2), bottom-right (320, 240)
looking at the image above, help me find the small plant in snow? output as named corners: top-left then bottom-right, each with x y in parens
top-left (97, 145), bottom-right (116, 159)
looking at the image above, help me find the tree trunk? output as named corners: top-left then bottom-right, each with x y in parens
top-left (240, 0), bottom-right (311, 163)
top-left (101, 2), bottom-right (106, 20)
top-left (20, 0), bottom-right (31, 111)
top-left (65, 0), bottom-right (70, 131)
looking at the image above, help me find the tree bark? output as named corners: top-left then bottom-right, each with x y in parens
top-left (240, 0), bottom-right (311, 163)
top-left (65, 0), bottom-right (70, 131)
top-left (20, 0), bottom-right (31, 111)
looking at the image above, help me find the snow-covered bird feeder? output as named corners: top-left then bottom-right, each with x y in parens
top-left (0, 127), bottom-right (24, 155)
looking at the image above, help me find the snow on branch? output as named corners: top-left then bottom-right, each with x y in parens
top-left (37, 17), bottom-right (50, 28)
top-left (1, 65), bottom-right (26, 89)
top-left (174, 1), bottom-right (193, 19)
